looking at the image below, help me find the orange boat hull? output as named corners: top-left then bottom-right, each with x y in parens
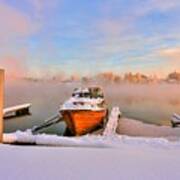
top-left (61, 110), bottom-right (107, 136)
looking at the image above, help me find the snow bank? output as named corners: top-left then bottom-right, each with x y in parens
top-left (1, 141), bottom-right (180, 180)
top-left (3, 131), bottom-right (109, 147)
top-left (3, 128), bottom-right (180, 180)
top-left (3, 130), bottom-right (180, 149)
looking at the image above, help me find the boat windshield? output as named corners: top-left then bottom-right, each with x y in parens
top-left (72, 92), bottom-right (91, 98)
top-left (72, 87), bottom-right (104, 99)
top-left (89, 87), bottom-right (104, 98)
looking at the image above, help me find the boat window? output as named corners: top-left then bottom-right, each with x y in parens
top-left (72, 88), bottom-right (103, 98)
top-left (89, 88), bottom-right (104, 98)
top-left (84, 92), bottom-right (90, 97)
top-left (76, 92), bottom-right (90, 98)
top-left (79, 93), bottom-right (83, 97)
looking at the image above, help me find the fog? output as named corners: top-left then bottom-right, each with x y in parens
top-left (103, 83), bottom-right (180, 125)
top-left (4, 80), bottom-right (180, 134)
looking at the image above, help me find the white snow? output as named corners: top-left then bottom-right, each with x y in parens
top-left (103, 107), bottom-right (121, 136)
top-left (1, 133), bottom-right (180, 180)
top-left (73, 87), bottom-right (89, 94)
top-left (171, 113), bottom-right (180, 123)
top-left (2, 106), bottom-right (180, 179)
top-left (60, 96), bottom-right (105, 111)
top-left (3, 130), bottom-right (180, 148)
top-left (60, 87), bottom-right (105, 111)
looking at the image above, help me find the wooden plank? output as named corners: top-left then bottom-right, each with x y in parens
top-left (0, 69), bottom-right (4, 143)
top-left (3, 103), bottom-right (31, 115)
top-left (103, 107), bottom-right (121, 136)
top-left (3, 103), bottom-right (31, 119)
top-left (171, 113), bottom-right (180, 128)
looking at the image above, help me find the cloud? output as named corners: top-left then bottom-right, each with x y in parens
top-left (0, 55), bottom-right (28, 79)
top-left (99, 0), bottom-right (180, 36)
top-left (159, 47), bottom-right (180, 61)
top-left (0, 2), bottom-right (41, 79)
top-left (98, 19), bottom-right (129, 37)
top-left (28, 0), bottom-right (61, 19)
top-left (0, 2), bottom-right (38, 41)
top-left (124, 46), bottom-right (180, 76)
top-left (0, 0), bottom-right (179, 78)
top-left (28, 0), bottom-right (59, 10)
top-left (85, 0), bottom-right (180, 71)
top-left (147, 0), bottom-right (180, 12)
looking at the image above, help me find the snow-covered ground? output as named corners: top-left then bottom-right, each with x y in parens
top-left (2, 107), bottom-right (180, 180)
top-left (1, 134), bottom-right (180, 180)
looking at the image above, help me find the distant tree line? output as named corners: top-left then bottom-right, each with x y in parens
top-left (23, 71), bottom-right (180, 84)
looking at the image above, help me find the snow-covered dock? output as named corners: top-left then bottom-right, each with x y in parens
top-left (103, 107), bottom-right (121, 136)
top-left (3, 103), bottom-right (31, 118)
top-left (171, 113), bottom-right (180, 127)
top-left (4, 130), bottom-right (180, 148)
top-left (3, 107), bottom-right (121, 145)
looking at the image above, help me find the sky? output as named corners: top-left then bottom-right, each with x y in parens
top-left (0, 0), bottom-right (180, 79)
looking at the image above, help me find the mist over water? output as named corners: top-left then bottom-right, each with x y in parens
top-left (104, 83), bottom-right (180, 126)
top-left (5, 80), bottom-right (79, 134)
top-left (4, 80), bottom-right (180, 136)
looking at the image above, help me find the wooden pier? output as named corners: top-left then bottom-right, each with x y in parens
top-left (103, 107), bottom-right (121, 136)
top-left (3, 103), bottom-right (31, 119)
top-left (3, 107), bottom-right (122, 145)
top-left (171, 113), bottom-right (180, 128)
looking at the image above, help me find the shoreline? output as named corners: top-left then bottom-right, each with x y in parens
top-left (117, 117), bottom-right (180, 139)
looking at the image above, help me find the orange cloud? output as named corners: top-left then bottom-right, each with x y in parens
top-left (159, 47), bottom-right (180, 61)
top-left (98, 19), bottom-right (128, 37)
top-left (0, 55), bottom-right (28, 79)
top-left (157, 47), bottom-right (180, 75)
top-left (0, 2), bottom-right (40, 80)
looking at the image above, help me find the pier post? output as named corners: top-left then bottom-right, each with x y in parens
top-left (0, 69), bottom-right (4, 143)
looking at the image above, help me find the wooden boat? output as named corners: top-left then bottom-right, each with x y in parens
top-left (60, 87), bottom-right (108, 136)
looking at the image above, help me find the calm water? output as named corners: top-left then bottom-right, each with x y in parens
top-left (4, 81), bottom-right (180, 134)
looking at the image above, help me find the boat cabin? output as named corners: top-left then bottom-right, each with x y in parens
top-left (72, 87), bottom-right (104, 99)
